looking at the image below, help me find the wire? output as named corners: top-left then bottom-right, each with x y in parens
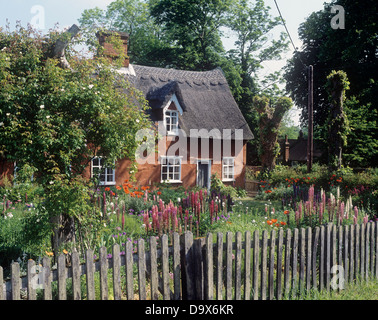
top-left (273, 0), bottom-right (306, 68)
top-left (273, 0), bottom-right (297, 53)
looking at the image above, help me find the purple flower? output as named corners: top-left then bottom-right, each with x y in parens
top-left (107, 254), bottom-right (112, 259)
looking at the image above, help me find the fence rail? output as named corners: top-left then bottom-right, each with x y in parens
top-left (1, 221), bottom-right (377, 300)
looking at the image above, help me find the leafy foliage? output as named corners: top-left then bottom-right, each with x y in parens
top-left (0, 25), bottom-right (151, 249)
top-left (253, 95), bottom-right (293, 170)
top-left (284, 0), bottom-right (378, 167)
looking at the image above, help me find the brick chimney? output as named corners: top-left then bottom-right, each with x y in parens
top-left (96, 30), bottom-right (129, 67)
top-left (284, 134), bottom-right (290, 164)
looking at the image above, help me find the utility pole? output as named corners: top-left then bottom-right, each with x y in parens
top-left (307, 65), bottom-right (313, 173)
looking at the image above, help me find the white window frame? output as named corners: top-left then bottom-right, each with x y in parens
top-left (164, 109), bottom-right (179, 135)
top-left (222, 157), bottom-right (235, 182)
top-left (91, 157), bottom-right (116, 186)
top-left (160, 156), bottom-right (182, 183)
top-left (162, 93), bottom-right (183, 136)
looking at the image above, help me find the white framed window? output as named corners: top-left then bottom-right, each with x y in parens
top-left (91, 157), bottom-right (115, 185)
top-left (161, 156), bottom-right (181, 183)
top-left (164, 110), bottom-right (179, 135)
top-left (222, 157), bottom-right (235, 181)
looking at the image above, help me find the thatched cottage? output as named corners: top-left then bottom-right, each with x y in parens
top-left (81, 31), bottom-right (254, 189)
top-left (1, 30), bottom-right (254, 190)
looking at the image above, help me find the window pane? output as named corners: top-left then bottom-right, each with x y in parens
top-left (92, 158), bottom-right (99, 166)
top-left (174, 173), bottom-right (180, 181)
top-left (162, 173), bottom-right (167, 180)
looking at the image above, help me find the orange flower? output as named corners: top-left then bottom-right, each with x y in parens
top-left (265, 190), bottom-right (272, 194)
top-left (157, 191), bottom-right (162, 195)
top-left (267, 220), bottom-right (273, 225)
top-left (63, 249), bottom-right (68, 255)
top-left (45, 251), bottom-right (54, 257)
top-left (116, 186), bottom-right (122, 190)
top-left (275, 223), bottom-right (280, 227)
top-left (104, 187), bottom-right (110, 191)
top-left (280, 221), bottom-right (287, 226)
top-left (284, 210), bottom-right (290, 215)
top-left (271, 219), bottom-right (277, 223)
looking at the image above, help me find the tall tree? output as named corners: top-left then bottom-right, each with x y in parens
top-left (149, 0), bottom-right (231, 71)
top-left (79, 0), bottom-right (170, 66)
top-left (0, 25), bottom-right (150, 252)
top-left (325, 70), bottom-right (350, 170)
top-left (253, 95), bottom-right (293, 170)
top-left (284, 0), bottom-right (378, 167)
top-left (225, 0), bottom-right (289, 164)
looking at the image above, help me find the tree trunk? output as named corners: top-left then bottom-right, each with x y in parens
top-left (50, 24), bottom-right (80, 70)
top-left (51, 213), bottom-right (76, 261)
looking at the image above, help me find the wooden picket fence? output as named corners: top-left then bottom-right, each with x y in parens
top-left (1, 221), bottom-right (377, 300)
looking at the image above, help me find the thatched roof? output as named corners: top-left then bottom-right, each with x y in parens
top-left (123, 64), bottom-right (254, 140)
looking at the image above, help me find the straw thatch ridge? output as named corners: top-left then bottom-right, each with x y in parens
top-left (126, 64), bottom-right (254, 140)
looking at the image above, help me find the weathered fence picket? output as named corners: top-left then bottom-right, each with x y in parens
top-left (235, 232), bottom-right (242, 300)
top-left (85, 249), bottom-right (95, 300)
top-left (1, 222), bottom-right (377, 301)
top-left (244, 231), bottom-right (251, 300)
top-left (252, 230), bottom-right (259, 300)
top-left (268, 229), bottom-right (276, 300)
top-left (216, 232), bottom-right (223, 300)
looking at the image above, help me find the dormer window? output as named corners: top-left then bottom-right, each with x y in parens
top-left (162, 93), bottom-right (183, 136)
top-left (165, 110), bottom-right (178, 135)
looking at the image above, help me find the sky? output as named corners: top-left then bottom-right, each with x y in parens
top-left (0, 0), bottom-right (330, 126)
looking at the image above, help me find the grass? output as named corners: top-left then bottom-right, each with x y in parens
top-left (292, 278), bottom-right (378, 300)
